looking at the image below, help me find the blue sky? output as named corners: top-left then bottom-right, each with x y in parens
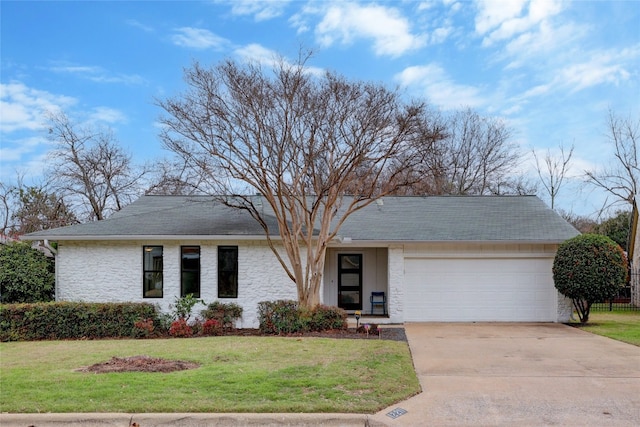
top-left (1, 0), bottom-right (639, 217)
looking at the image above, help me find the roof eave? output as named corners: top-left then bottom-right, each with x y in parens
top-left (21, 234), bottom-right (274, 242)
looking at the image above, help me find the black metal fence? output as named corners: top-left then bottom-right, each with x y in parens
top-left (592, 270), bottom-right (640, 311)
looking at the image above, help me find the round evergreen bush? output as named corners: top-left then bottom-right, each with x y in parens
top-left (0, 242), bottom-right (54, 303)
top-left (552, 234), bottom-right (627, 323)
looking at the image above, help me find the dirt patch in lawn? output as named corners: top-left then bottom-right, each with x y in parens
top-left (77, 327), bottom-right (406, 373)
top-left (79, 355), bottom-right (200, 373)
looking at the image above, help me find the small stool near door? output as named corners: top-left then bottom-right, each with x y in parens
top-left (370, 291), bottom-right (387, 315)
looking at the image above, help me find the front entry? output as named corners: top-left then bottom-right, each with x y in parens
top-left (338, 254), bottom-right (362, 310)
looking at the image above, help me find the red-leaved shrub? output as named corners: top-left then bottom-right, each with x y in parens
top-left (168, 318), bottom-right (193, 337)
top-left (201, 319), bottom-right (222, 336)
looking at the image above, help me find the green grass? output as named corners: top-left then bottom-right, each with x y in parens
top-left (570, 310), bottom-right (640, 346)
top-left (0, 336), bottom-right (419, 413)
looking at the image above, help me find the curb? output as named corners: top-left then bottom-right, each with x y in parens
top-left (0, 413), bottom-right (390, 427)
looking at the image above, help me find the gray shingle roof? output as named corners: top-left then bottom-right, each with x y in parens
top-left (23, 195), bottom-right (579, 243)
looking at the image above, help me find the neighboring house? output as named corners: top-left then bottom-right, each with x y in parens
top-left (629, 199), bottom-right (640, 307)
top-left (22, 195), bottom-right (580, 327)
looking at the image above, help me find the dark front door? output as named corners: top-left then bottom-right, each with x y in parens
top-left (338, 254), bottom-right (362, 310)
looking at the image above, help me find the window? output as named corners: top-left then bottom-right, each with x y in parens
top-left (181, 246), bottom-right (200, 297)
top-left (143, 246), bottom-right (163, 298)
top-left (218, 246), bottom-right (238, 298)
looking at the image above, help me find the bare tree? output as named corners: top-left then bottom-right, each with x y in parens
top-left (585, 109), bottom-right (639, 208)
top-left (46, 111), bottom-right (148, 221)
top-left (533, 143), bottom-right (574, 210)
top-left (158, 55), bottom-right (432, 307)
top-left (407, 108), bottom-right (522, 195)
top-left (145, 157), bottom-right (211, 195)
top-left (557, 209), bottom-right (596, 234)
top-left (0, 182), bottom-right (16, 236)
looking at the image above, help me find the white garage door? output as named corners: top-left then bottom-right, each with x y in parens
top-left (404, 258), bottom-right (557, 322)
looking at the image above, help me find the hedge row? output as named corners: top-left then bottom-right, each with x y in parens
top-left (0, 302), bottom-right (159, 341)
top-left (257, 300), bottom-right (347, 334)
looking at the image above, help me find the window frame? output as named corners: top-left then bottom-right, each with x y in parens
top-left (180, 245), bottom-right (201, 298)
top-left (218, 246), bottom-right (239, 298)
top-left (142, 245), bottom-right (163, 298)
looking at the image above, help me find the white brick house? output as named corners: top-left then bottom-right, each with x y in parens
top-left (23, 195), bottom-right (579, 327)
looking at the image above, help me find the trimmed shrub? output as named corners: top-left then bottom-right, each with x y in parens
top-left (0, 302), bottom-right (159, 341)
top-left (258, 300), bottom-right (303, 334)
top-left (132, 318), bottom-right (156, 338)
top-left (553, 234), bottom-right (628, 323)
top-left (257, 300), bottom-right (347, 334)
top-left (201, 301), bottom-right (243, 330)
top-left (168, 318), bottom-right (193, 337)
top-left (309, 305), bottom-right (348, 331)
top-left (0, 242), bottom-right (54, 303)
top-left (201, 318), bottom-right (223, 336)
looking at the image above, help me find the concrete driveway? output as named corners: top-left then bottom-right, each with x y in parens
top-left (371, 323), bottom-right (640, 426)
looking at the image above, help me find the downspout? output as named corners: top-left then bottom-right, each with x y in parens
top-left (44, 239), bottom-right (58, 256)
top-left (44, 240), bottom-right (58, 301)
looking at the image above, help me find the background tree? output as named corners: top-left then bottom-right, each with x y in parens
top-left (145, 157), bottom-right (210, 195)
top-left (0, 182), bottom-right (16, 236)
top-left (585, 109), bottom-right (639, 209)
top-left (46, 111), bottom-right (148, 221)
top-left (408, 108), bottom-right (522, 195)
top-left (0, 181), bottom-right (77, 236)
top-left (533, 143), bottom-right (574, 210)
top-left (0, 241), bottom-right (55, 303)
top-left (12, 186), bottom-right (78, 235)
top-left (593, 209), bottom-right (632, 252)
top-left (158, 55), bottom-right (434, 308)
top-left (558, 209), bottom-right (596, 234)
top-left (553, 234), bottom-right (627, 323)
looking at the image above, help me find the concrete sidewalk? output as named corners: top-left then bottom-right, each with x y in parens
top-left (2, 323), bottom-right (639, 426)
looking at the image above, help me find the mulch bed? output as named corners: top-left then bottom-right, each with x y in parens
top-left (224, 327), bottom-right (407, 342)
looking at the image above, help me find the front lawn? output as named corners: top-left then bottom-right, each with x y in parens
top-left (570, 310), bottom-right (640, 346)
top-left (0, 336), bottom-right (419, 413)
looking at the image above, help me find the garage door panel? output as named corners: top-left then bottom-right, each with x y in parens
top-left (404, 258), bottom-right (556, 322)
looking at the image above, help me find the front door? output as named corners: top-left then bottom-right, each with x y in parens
top-left (338, 254), bottom-right (362, 310)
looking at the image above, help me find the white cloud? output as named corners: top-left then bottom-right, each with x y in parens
top-left (0, 82), bottom-right (76, 133)
top-left (171, 27), bottom-right (230, 50)
top-left (474, 0), bottom-right (564, 46)
top-left (395, 64), bottom-right (485, 109)
top-left (234, 44), bottom-right (325, 77)
top-left (558, 47), bottom-right (639, 92)
top-left (514, 44), bottom-right (640, 103)
top-left (88, 107), bottom-right (127, 125)
top-left (49, 63), bottom-right (146, 85)
top-left (0, 136), bottom-right (45, 162)
top-left (223, 0), bottom-right (291, 21)
top-left (474, 0), bottom-right (528, 35)
top-left (296, 2), bottom-right (425, 57)
top-left (126, 19), bottom-right (154, 33)
top-left (235, 44), bottom-right (279, 64)
top-left (430, 25), bottom-right (454, 44)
